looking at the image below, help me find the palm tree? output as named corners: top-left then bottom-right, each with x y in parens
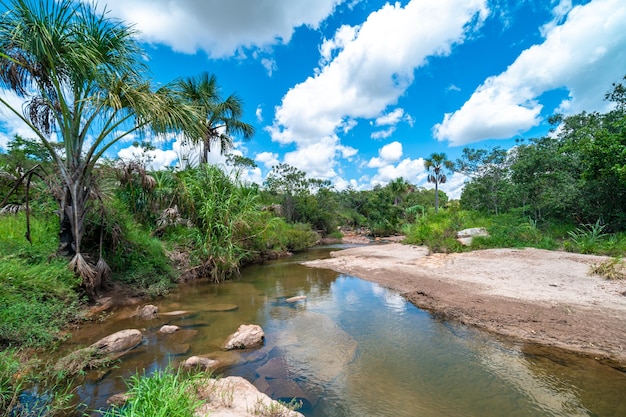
top-left (0, 0), bottom-right (205, 296)
top-left (424, 152), bottom-right (454, 213)
top-left (175, 72), bottom-right (255, 164)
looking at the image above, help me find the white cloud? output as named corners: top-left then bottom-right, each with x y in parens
top-left (368, 141), bottom-right (403, 168)
top-left (255, 151), bottom-right (279, 169)
top-left (370, 157), bottom-right (426, 187)
top-left (261, 58), bottom-right (277, 77)
top-left (0, 89), bottom-right (41, 148)
top-left (269, 0), bottom-right (488, 180)
top-left (117, 145), bottom-right (178, 170)
top-left (371, 127), bottom-right (395, 140)
top-left (374, 108), bottom-right (406, 126)
top-left (434, 0), bottom-right (626, 146)
top-left (97, 0), bottom-right (345, 58)
top-left (283, 136), bottom-right (340, 179)
top-left (256, 106), bottom-right (264, 122)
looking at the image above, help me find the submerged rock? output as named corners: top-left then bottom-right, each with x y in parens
top-left (183, 356), bottom-right (219, 370)
top-left (285, 295), bottom-right (307, 303)
top-left (223, 324), bottom-right (265, 350)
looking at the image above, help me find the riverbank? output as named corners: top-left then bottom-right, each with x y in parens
top-left (303, 243), bottom-right (626, 369)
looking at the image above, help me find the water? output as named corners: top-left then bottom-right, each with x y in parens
top-left (60, 245), bottom-right (626, 416)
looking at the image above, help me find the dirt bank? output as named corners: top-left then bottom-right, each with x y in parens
top-left (303, 243), bottom-right (626, 369)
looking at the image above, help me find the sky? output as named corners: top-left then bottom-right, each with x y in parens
top-left (1, 0), bottom-right (625, 198)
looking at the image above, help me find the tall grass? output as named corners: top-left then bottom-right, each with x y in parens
top-left (0, 213), bottom-right (81, 348)
top-left (179, 166), bottom-right (267, 282)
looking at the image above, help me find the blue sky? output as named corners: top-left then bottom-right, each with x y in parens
top-left (1, 0), bottom-right (625, 198)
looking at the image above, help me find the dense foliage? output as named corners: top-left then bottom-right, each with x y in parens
top-left (457, 77), bottom-right (626, 232)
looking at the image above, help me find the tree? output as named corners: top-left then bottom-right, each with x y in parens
top-left (424, 152), bottom-right (453, 213)
top-left (175, 72), bottom-right (255, 164)
top-left (455, 147), bottom-right (511, 215)
top-left (0, 0), bottom-right (204, 296)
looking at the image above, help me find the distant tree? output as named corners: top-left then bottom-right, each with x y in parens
top-left (455, 147), bottom-right (511, 215)
top-left (424, 153), bottom-right (453, 213)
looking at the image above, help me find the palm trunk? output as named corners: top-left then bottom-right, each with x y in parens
top-left (434, 183), bottom-right (439, 213)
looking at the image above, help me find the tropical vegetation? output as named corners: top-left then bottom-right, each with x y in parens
top-left (0, 0), bottom-right (625, 414)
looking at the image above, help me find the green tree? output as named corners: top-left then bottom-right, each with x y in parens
top-left (175, 72), bottom-right (255, 165)
top-left (0, 0), bottom-right (204, 296)
top-left (455, 147), bottom-right (512, 215)
top-left (424, 152), bottom-right (453, 213)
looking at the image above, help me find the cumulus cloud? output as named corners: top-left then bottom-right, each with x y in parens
top-left (255, 151), bottom-right (280, 169)
top-left (268, 0), bottom-right (488, 180)
top-left (370, 157), bottom-right (427, 187)
top-left (97, 0), bottom-right (345, 58)
top-left (434, 0), bottom-right (626, 146)
top-left (367, 141), bottom-right (403, 168)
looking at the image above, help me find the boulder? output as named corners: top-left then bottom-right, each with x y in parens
top-left (223, 324), bottom-right (265, 350)
top-left (55, 329), bottom-right (142, 375)
top-left (194, 376), bottom-right (304, 417)
top-left (90, 329), bottom-right (143, 354)
top-left (134, 304), bottom-right (158, 319)
top-left (158, 325), bottom-right (180, 334)
top-left (456, 227), bottom-right (489, 246)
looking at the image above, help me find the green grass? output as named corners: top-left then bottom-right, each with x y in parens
top-left (102, 367), bottom-right (205, 417)
top-left (403, 210), bottom-right (559, 253)
top-left (0, 213), bottom-right (82, 348)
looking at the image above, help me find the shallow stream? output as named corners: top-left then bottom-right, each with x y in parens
top-left (61, 245), bottom-right (626, 416)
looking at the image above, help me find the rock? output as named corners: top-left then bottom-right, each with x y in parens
top-left (223, 324), bottom-right (265, 350)
top-left (134, 304), bottom-right (159, 319)
top-left (456, 227), bottom-right (490, 246)
top-left (90, 329), bottom-right (143, 354)
top-left (158, 325), bottom-right (180, 334)
top-left (160, 310), bottom-right (190, 316)
top-left (183, 356), bottom-right (219, 370)
top-left (55, 329), bottom-right (143, 375)
top-left (107, 392), bottom-right (131, 407)
top-left (285, 295), bottom-right (307, 303)
top-left (195, 376), bottom-right (304, 417)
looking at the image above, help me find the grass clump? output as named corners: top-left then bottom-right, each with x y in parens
top-left (589, 257), bottom-right (626, 280)
top-left (102, 367), bottom-right (205, 417)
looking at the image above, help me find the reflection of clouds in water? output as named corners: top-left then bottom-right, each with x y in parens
top-left (477, 344), bottom-right (590, 416)
top-left (371, 284), bottom-right (406, 314)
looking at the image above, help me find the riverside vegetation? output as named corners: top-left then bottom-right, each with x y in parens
top-left (0, 0), bottom-right (625, 414)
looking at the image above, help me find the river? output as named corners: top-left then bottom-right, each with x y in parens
top-left (59, 245), bottom-right (626, 416)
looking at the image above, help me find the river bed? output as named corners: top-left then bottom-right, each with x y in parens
top-left (60, 245), bottom-right (626, 416)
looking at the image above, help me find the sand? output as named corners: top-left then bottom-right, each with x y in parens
top-left (303, 243), bottom-right (626, 369)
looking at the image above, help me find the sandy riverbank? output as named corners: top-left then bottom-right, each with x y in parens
top-left (303, 243), bottom-right (626, 369)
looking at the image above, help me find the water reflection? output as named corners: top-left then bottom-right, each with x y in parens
top-left (60, 246), bottom-right (626, 416)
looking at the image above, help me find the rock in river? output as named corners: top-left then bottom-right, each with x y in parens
top-left (223, 324), bottom-right (265, 350)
